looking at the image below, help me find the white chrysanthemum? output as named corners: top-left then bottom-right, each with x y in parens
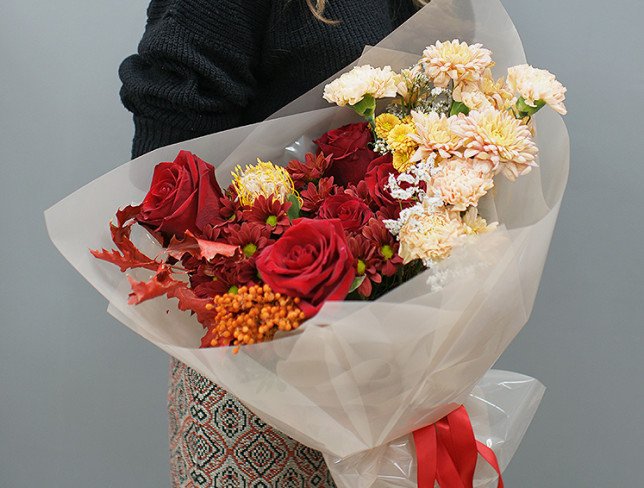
top-left (410, 111), bottom-right (462, 161)
top-left (451, 109), bottom-right (538, 181)
top-left (323, 65), bottom-right (398, 107)
top-left (431, 158), bottom-right (495, 211)
top-left (421, 40), bottom-right (493, 88)
top-left (460, 207), bottom-right (498, 235)
top-left (507, 64), bottom-right (567, 115)
top-left (398, 206), bottom-right (462, 265)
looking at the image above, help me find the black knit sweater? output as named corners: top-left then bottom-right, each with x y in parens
top-left (119, 0), bottom-right (418, 158)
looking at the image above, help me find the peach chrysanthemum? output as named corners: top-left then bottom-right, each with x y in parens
top-left (459, 207), bottom-right (498, 235)
top-left (421, 40), bottom-right (493, 88)
top-left (375, 113), bottom-right (402, 139)
top-left (410, 110), bottom-right (462, 161)
top-left (431, 158), bottom-right (495, 211)
top-left (323, 65), bottom-right (398, 107)
top-left (398, 206), bottom-right (462, 264)
top-left (507, 64), bottom-right (567, 115)
top-left (451, 109), bottom-right (538, 181)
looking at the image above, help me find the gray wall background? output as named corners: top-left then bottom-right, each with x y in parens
top-left (1, 0), bottom-right (642, 486)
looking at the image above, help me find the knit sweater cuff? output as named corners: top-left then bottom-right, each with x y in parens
top-left (132, 116), bottom-right (204, 159)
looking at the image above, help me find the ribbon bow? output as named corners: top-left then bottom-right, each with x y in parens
top-left (413, 406), bottom-right (504, 488)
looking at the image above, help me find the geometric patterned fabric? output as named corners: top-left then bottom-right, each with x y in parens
top-left (168, 358), bottom-right (337, 487)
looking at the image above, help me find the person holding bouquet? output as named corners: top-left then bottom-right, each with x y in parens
top-left (119, 1), bottom-right (423, 485)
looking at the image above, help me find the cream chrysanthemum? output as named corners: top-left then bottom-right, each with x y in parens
top-left (232, 159), bottom-right (297, 206)
top-left (460, 207), bottom-right (498, 235)
top-left (431, 158), bottom-right (495, 211)
top-left (410, 110), bottom-right (462, 161)
top-left (421, 40), bottom-right (493, 88)
top-left (507, 64), bottom-right (567, 115)
top-left (398, 206), bottom-right (462, 264)
top-left (452, 109), bottom-right (538, 181)
top-left (375, 113), bottom-right (402, 139)
top-left (453, 73), bottom-right (514, 112)
top-left (394, 68), bottom-right (414, 103)
top-left (323, 65), bottom-right (398, 107)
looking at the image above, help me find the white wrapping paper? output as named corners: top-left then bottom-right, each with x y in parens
top-left (45, 0), bottom-right (569, 484)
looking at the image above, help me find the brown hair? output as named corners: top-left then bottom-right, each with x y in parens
top-left (306, 0), bottom-right (429, 24)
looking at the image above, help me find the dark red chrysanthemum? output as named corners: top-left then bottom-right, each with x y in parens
top-left (226, 222), bottom-right (274, 259)
top-left (347, 234), bottom-right (382, 298)
top-left (202, 194), bottom-right (243, 239)
top-left (190, 261), bottom-right (230, 297)
top-left (286, 152), bottom-right (333, 190)
top-left (242, 195), bottom-right (292, 235)
top-left (362, 218), bottom-right (403, 277)
top-left (300, 177), bottom-right (339, 213)
top-left (190, 256), bottom-right (258, 298)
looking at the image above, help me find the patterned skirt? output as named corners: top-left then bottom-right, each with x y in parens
top-left (168, 358), bottom-right (337, 487)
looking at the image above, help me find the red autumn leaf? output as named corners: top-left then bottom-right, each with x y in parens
top-left (167, 286), bottom-right (217, 327)
top-left (90, 248), bottom-right (157, 273)
top-left (167, 230), bottom-right (238, 261)
top-left (127, 266), bottom-right (185, 305)
top-left (115, 204), bottom-right (142, 227)
top-left (91, 204), bottom-right (159, 272)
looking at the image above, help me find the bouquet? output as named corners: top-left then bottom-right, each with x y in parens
top-left (46, 1), bottom-right (569, 486)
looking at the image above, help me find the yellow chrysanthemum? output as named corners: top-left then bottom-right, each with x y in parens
top-left (393, 148), bottom-right (416, 173)
top-left (386, 123), bottom-right (417, 153)
top-left (375, 113), bottom-right (401, 139)
top-left (232, 159), bottom-right (297, 207)
top-left (421, 39), bottom-right (493, 88)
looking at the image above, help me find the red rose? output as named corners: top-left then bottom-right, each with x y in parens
top-left (256, 218), bottom-right (355, 317)
top-left (318, 193), bottom-right (373, 233)
top-left (315, 122), bottom-right (378, 186)
top-left (137, 150), bottom-right (223, 237)
top-left (364, 153), bottom-right (418, 217)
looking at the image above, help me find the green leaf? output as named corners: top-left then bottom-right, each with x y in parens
top-left (350, 95), bottom-right (377, 119)
top-left (286, 194), bottom-right (301, 222)
top-left (516, 97), bottom-right (545, 117)
top-left (450, 101), bottom-right (470, 116)
top-left (349, 275), bottom-right (366, 293)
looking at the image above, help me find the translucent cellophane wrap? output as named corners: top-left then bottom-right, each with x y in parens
top-left (45, 0), bottom-right (569, 483)
top-left (325, 370), bottom-right (545, 488)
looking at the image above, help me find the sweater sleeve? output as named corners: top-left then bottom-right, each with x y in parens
top-left (119, 0), bottom-right (269, 158)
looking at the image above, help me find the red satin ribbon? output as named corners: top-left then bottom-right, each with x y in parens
top-left (413, 406), bottom-right (504, 488)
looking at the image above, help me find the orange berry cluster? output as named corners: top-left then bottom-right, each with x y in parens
top-left (204, 284), bottom-right (305, 352)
